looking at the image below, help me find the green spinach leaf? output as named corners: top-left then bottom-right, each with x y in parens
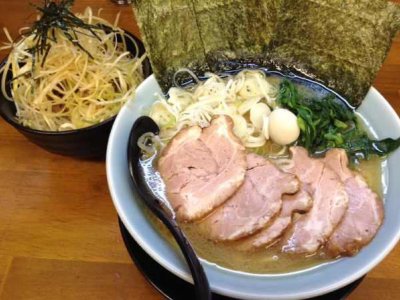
top-left (277, 80), bottom-right (400, 162)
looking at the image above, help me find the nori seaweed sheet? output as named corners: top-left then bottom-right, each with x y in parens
top-left (133, 0), bottom-right (280, 91)
top-left (270, 0), bottom-right (400, 106)
top-left (192, 0), bottom-right (280, 67)
top-left (133, 0), bottom-right (400, 105)
top-left (133, 0), bottom-right (209, 91)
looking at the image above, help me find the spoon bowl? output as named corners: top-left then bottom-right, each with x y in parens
top-left (127, 116), bottom-right (211, 300)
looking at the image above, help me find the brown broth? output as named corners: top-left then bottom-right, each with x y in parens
top-left (179, 223), bottom-right (331, 274)
top-left (143, 75), bottom-right (384, 274)
top-left (144, 155), bottom-right (383, 274)
top-left (145, 209), bottom-right (331, 274)
top-left (354, 155), bottom-right (383, 197)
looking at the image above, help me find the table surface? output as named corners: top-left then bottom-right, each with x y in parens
top-left (0, 1), bottom-right (399, 299)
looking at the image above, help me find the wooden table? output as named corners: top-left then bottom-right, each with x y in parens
top-left (0, 1), bottom-right (399, 299)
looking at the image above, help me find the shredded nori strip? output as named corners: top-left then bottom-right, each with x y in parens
top-left (26, 0), bottom-right (108, 70)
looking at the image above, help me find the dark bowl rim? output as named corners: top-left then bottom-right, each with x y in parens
top-left (0, 29), bottom-right (144, 136)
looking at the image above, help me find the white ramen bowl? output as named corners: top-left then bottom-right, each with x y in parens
top-left (106, 74), bottom-right (400, 300)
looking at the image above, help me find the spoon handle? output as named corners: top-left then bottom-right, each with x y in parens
top-left (127, 117), bottom-right (211, 299)
top-left (155, 208), bottom-right (212, 300)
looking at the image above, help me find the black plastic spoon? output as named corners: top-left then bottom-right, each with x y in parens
top-left (127, 116), bottom-right (212, 300)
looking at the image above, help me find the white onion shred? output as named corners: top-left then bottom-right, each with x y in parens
top-left (0, 7), bottom-right (146, 131)
top-left (149, 70), bottom-right (278, 148)
top-left (137, 132), bottom-right (162, 156)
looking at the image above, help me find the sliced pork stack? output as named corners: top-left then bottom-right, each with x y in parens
top-left (281, 147), bottom-right (349, 254)
top-left (238, 188), bottom-right (312, 250)
top-left (158, 116), bottom-right (384, 257)
top-left (324, 149), bottom-right (384, 256)
top-left (158, 115), bottom-right (246, 222)
top-left (198, 153), bottom-right (300, 241)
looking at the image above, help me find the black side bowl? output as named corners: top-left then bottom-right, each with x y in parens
top-left (0, 30), bottom-right (151, 159)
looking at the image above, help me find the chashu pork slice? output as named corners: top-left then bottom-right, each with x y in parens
top-left (198, 153), bottom-right (299, 241)
top-left (158, 115), bottom-right (247, 222)
top-left (238, 187), bottom-right (312, 250)
top-left (281, 147), bottom-right (349, 254)
top-left (324, 149), bottom-right (384, 256)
